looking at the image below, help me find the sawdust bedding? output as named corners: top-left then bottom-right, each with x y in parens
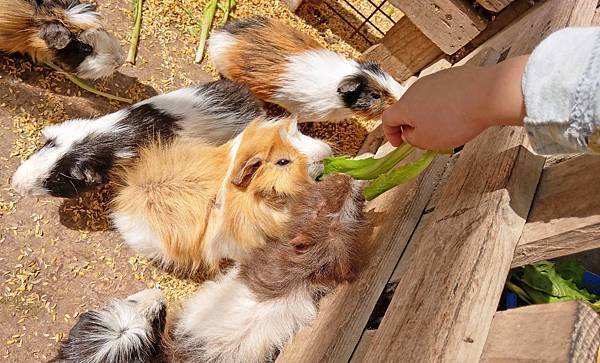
top-left (0, 0), bottom-right (393, 360)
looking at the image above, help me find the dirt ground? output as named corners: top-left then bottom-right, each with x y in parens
top-left (0, 0), bottom-right (399, 361)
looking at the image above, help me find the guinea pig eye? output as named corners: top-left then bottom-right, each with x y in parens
top-left (371, 92), bottom-right (381, 100)
top-left (275, 159), bottom-right (291, 166)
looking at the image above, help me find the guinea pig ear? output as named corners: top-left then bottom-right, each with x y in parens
top-left (39, 22), bottom-right (71, 50)
top-left (231, 156), bottom-right (263, 188)
top-left (337, 74), bottom-right (366, 105)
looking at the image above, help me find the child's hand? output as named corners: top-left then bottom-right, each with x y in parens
top-left (383, 55), bottom-right (529, 150)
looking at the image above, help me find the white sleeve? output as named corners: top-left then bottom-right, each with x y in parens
top-left (522, 27), bottom-right (600, 155)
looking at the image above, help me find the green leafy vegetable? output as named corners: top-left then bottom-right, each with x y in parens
top-left (507, 259), bottom-right (600, 312)
top-left (363, 151), bottom-right (436, 201)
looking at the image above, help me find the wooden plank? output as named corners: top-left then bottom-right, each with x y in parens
top-left (476, 0), bottom-right (515, 13)
top-left (594, 7), bottom-right (600, 26)
top-left (276, 150), bottom-right (449, 363)
top-left (513, 154), bottom-right (600, 267)
top-left (468, 0), bottom-right (539, 51)
top-left (349, 330), bottom-right (376, 363)
top-left (366, 2), bottom-right (595, 361)
top-left (362, 16), bottom-right (443, 82)
top-left (367, 126), bottom-right (545, 362)
top-left (389, 0), bottom-right (488, 54)
top-left (481, 301), bottom-right (600, 363)
top-left (354, 301), bottom-right (600, 363)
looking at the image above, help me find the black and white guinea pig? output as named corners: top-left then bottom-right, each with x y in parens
top-left (50, 289), bottom-right (168, 363)
top-left (55, 174), bottom-right (366, 363)
top-left (0, 0), bottom-right (123, 79)
top-left (208, 16), bottom-right (405, 122)
top-left (11, 79), bottom-right (265, 198)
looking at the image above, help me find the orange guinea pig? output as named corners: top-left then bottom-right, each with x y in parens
top-left (111, 116), bottom-right (332, 275)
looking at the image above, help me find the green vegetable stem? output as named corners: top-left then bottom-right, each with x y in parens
top-left (194, 0), bottom-right (218, 64)
top-left (363, 151), bottom-right (436, 201)
top-left (127, 0), bottom-right (143, 64)
top-left (323, 143), bottom-right (414, 180)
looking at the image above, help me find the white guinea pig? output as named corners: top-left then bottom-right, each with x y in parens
top-left (0, 0), bottom-right (123, 79)
top-left (208, 16), bottom-right (405, 122)
top-left (11, 79), bottom-right (265, 198)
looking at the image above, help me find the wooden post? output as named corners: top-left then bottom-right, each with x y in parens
top-left (481, 301), bottom-right (600, 362)
top-left (476, 0), bottom-right (515, 13)
top-left (362, 17), bottom-right (443, 82)
top-left (365, 1), bottom-right (596, 361)
top-left (388, 0), bottom-right (487, 54)
top-left (513, 154), bottom-right (600, 267)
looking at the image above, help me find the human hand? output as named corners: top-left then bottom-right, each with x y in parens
top-left (382, 55), bottom-right (528, 150)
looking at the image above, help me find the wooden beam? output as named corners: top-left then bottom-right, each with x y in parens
top-left (468, 0), bottom-right (539, 51)
top-left (476, 0), bottom-right (515, 13)
top-left (276, 150), bottom-right (449, 363)
top-left (388, 0), bottom-right (488, 54)
top-left (513, 154), bottom-right (600, 267)
top-left (481, 301), bottom-right (600, 362)
top-left (365, 2), bottom-right (595, 362)
top-left (362, 16), bottom-right (443, 82)
top-left (349, 330), bottom-right (376, 363)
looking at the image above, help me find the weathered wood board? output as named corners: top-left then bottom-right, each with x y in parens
top-left (476, 0), bottom-right (515, 13)
top-left (389, 0), bottom-right (488, 54)
top-left (365, 1), bottom-right (597, 361)
top-left (362, 16), bottom-right (443, 82)
top-left (481, 301), bottom-right (600, 363)
top-left (513, 154), bottom-right (600, 267)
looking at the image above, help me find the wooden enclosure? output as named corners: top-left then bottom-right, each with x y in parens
top-left (279, 1), bottom-right (600, 362)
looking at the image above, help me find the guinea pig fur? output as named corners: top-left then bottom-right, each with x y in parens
top-left (110, 116), bottom-right (333, 276)
top-left (0, 0), bottom-right (124, 79)
top-left (11, 79), bottom-right (265, 198)
top-left (51, 288), bottom-right (168, 363)
top-left (56, 174), bottom-right (365, 363)
top-left (208, 16), bottom-right (405, 122)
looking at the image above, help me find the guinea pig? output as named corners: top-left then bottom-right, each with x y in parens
top-left (111, 116), bottom-right (333, 275)
top-left (0, 0), bottom-right (124, 79)
top-left (55, 174), bottom-right (365, 363)
top-left (11, 79), bottom-right (265, 198)
top-left (208, 16), bottom-right (405, 122)
top-left (50, 288), bottom-right (168, 363)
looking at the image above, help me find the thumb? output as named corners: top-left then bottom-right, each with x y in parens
top-left (383, 123), bottom-right (404, 147)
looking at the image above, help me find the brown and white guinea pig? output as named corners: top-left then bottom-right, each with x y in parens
top-left (0, 0), bottom-right (123, 79)
top-left (11, 79), bottom-right (265, 198)
top-left (54, 174), bottom-right (366, 363)
top-left (208, 16), bottom-right (405, 122)
top-left (111, 116), bottom-right (333, 275)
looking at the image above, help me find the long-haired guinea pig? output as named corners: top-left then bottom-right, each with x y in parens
top-left (50, 288), bottom-right (168, 363)
top-left (0, 0), bottom-right (124, 79)
top-left (111, 116), bottom-right (333, 275)
top-left (208, 16), bottom-right (405, 122)
top-left (54, 174), bottom-right (365, 363)
top-left (11, 79), bottom-right (265, 198)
